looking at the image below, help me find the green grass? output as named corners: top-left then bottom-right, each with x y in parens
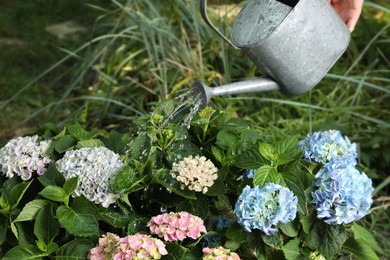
top-left (0, 0), bottom-right (110, 138)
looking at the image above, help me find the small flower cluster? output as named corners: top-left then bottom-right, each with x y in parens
top-left (243, 169), bottom-right (255, 179)
top-left (312, 159), bottom-right (373, 225)
top-left (56, 146), bottom-right (124, 208)
top-left (300, 130), bottom-right (373, 225)
top-left (234, 183), bottom-right (298, 235)
top-left (171, 155), bottom-right (218, 194)
top-left (147, 211), bottom-right (207, 241)
top-left (202, 246), bottom-right (241, 260)
top-left (89, 233), bottom-right (167, 260)
top-left (0, 135), bottom-right (51, 180)
top-left (299, 130), bottom-right (357, 164)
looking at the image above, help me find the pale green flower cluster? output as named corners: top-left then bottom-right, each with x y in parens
top-left (202, 246), bottom-right (241, 260)
top-left (0, 135), bottom-right (51, 180)
top-left (56, 147), bottom-right (124, 208)
top-left (172, 155), bottom-right (218, 194)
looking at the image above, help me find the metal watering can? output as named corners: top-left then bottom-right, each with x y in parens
top-left (193, 0), bottom-right (351, 106)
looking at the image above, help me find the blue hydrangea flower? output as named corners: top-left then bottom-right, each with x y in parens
top-left (299, 130), bottom-right (357, 165)
top-left (234, 184), bottom-right (298, 235)
top-left (312, 159), bottom-right (373, 225)
top-left (214, 217), bottom-right (234, 231)
top-left (243, 169), bottom-right (256, 179)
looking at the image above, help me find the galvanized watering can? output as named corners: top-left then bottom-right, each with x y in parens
top-left (193, 0), bottom-right (351, 106)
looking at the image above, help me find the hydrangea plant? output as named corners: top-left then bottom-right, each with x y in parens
top-left (0, 106), bottom-right (380, 260)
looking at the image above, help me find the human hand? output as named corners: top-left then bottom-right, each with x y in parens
top-left (328, 0), bottom-right (364, 32)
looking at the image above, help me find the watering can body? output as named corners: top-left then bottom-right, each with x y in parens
top-left (196, 0), bottom-right (351, 104)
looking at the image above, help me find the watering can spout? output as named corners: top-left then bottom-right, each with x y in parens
top-left (192, 77), bottom-right (280, 108)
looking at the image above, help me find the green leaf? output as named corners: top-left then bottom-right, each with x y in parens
top-left (240, 129), bottom-right (262, 142)
top-left (216, 130), bottom-right (238, 150)
top-left (300, 211), bottom-right (316, 234)
top-left (63, 177), bottom-right (78, 196)
top-left (352, 223), bottom-right (383, 254)
top-left (279, 220), bottom-right (299, 237)
top-left (280, 172), bottom-right (306, 214)
top-left (54, 135), bottom-right (76, 153)
top-left (343, 237), bottom-right (379, 260)
top-left (276, 138), bottom-right (300, 162)
top-left (9, 180), bottom-right (32, 208)
top-left (261, 232), bottom-right (283, 249)
top-left (226, 222), bottom-right (248, 244)
top-left (56, 238), bottom-right (94, 259)
top-left (153, 169), bottom-right (196, 199)
top-left (66, 124), bottom-right (90, 141)
top-left (211, 145), bottom-right (224, 164)
top-left (39, 186), bottom-right (67, 203)
top-left (14, 199), bottom-right (49, 222)
top-left (99, 208), bottom-right (130, 228)
top-left (2, 244), bottom-right (44, 260)
top-left (282, 238), bottom-right (301, 260)
top-left (214, 194), bottom-right (232, 211)
top-left (164, 243), bottom-right (188, 260)
top-left (103, 130), bottom-right (131, 154)
top-left (177, 196), bottom-right (209, 219)
top-left (259, 143), bottom-right (276, 162)
top-left (56, 197), bottom-right (99, 237)
top-left (129, 133), bottom-right (151, 163)
top-left (113, 166), bottom-right (146, 194)
top-left (0, 214), bottom-right (8, 244)
top-left (76, 139), bottom-right (105, 149)
top-left (45, 242), bottom-right (58, 255)
top-left (127, 215), bottom-right (149, 234)
top-left (167, 141), bottom-right (202, 165)
top-left (247, 231), bottom-right (266, 259)
top-left (310, 220), bottom-right (346, 259)
top-left (34, 205), bottom-right (59, 244)
top-left (37, 164), bottom-right (65, 187)
top-left (225, 240), bottom-right (240, 251)
top-left (234, 145), bottom-right (264, 169)
top-left (253, 165), bottom-right (279, 187)
top-left (205, 168), bottom-right (228, 196)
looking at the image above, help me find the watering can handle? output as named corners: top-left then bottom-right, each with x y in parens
top-left (200, 0), bottom-right (239, 49)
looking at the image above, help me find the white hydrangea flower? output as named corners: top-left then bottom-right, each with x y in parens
top-left (0, 135), bottom-right (52, 180)
top-left (172, 155), bottom-right (218, 194)
top-left (56, 147), bottom-right (124, 208)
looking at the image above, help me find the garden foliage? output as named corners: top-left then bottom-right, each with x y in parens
top-left (0, 103), bottom-right (382, 259)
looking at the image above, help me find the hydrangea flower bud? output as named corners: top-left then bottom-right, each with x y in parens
top-left (299, 130), bottom-right (357, 164)
top-left (56, 146), bottom-right (124, 208)
top-left (89, 233), bottom-right (167, 260)
top-left (234, 184), bottom-right (298, 235)
top-left (172, 155), bottom-right (218, 194)
top-left (312, 159), bottom-right (373, 225)
top-left (202, 246), bottom-right (241, 260)
top-left (147, 211), bottom-right (207, 242)
top-left (0, 135), bottom-right (52, 180)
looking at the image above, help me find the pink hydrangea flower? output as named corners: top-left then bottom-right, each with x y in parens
top-left (202, 246), bottom-right (241, 260)
top-left (147, 212), bottom-right (207, 242)
top-left (89, 233), bottom-right (167, 260)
